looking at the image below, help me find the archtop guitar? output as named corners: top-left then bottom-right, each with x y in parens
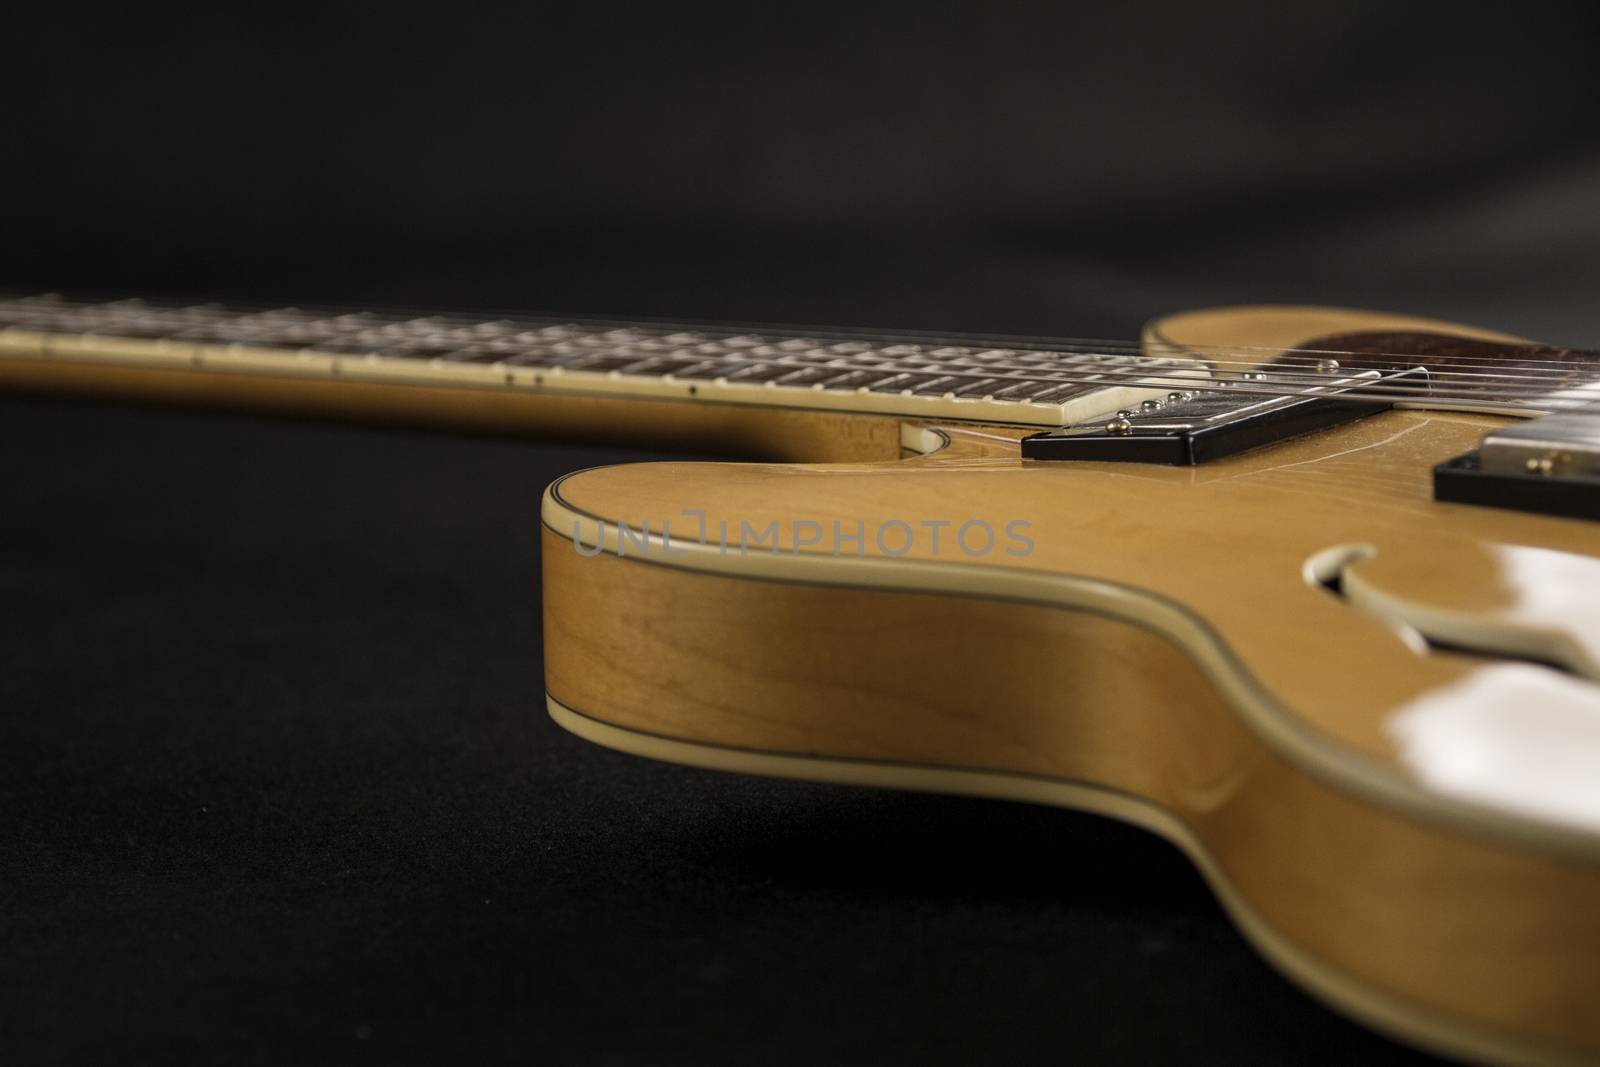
top-left (5, 294), bottom-right (1599, 1067)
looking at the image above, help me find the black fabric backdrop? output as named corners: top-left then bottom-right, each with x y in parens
top-left (5, 5), bottom-right (1600, 1064)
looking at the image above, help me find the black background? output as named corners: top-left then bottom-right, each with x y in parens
top-left (5, 5), bottom-right (1600, 1064)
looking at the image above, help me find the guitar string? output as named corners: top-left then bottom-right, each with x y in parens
top-left (4, 295), bottom-right (1581, 394)
top-left (3, 296), bottom-right (1599, 410)
top-left (8, 328), bottom-right (1593, 413)
top-left (2, 296), bottom-right (1594, 397)
top-left (5, 307), bottom-right (1596, 392)
top-left (4, 324), bottom-right (1596, 410)
top-left (8, 308), bottom-right (1595, 399)
top-left (3, 295), bottom-right (1600, 383)
top-left (3, 292), bottom-right (1596, 371)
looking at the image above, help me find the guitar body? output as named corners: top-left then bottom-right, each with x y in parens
top-left (540, 308), bottom-right (1600, 1067)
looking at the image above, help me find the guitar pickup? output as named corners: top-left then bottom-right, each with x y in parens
top-left (1021, 367), bottom-right (1425, 466)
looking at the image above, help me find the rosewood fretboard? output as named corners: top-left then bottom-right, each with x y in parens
top-left (0, 294), bottom-right (1179, 428)
top-left (2, 295), bottom-right (1596, 429)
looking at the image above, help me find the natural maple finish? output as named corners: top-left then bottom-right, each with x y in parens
top-left (537, 308), bottom-right (1600, 1067)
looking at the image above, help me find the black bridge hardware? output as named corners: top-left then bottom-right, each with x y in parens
top-left (1434, 409), bottom-right (1600, 522)
top-left (1434, 454), bottom-right (1600, 522)
top-left (1021, 367), bottom-right (1427, 466)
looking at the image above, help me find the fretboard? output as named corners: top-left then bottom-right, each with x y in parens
top-left (0, 294), bottom-right (1179, 427)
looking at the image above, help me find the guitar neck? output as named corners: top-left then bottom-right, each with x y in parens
top-left (0, 296), bottom-right (1172, 448)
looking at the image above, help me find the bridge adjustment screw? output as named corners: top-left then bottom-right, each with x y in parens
top-left (1140, 398), bottom-right (1164, 411)
top-left (1106, 418), bottom-right (1134, 435)
top-left (1316, 358), bottom-right (1341, 373)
